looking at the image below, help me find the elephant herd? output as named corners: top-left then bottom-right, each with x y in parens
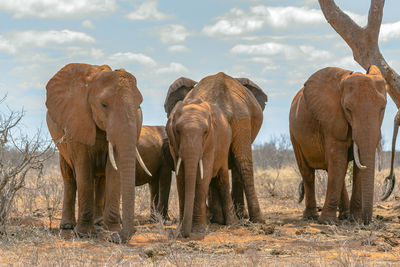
top-left (45, 62), bottom-right (399, 244)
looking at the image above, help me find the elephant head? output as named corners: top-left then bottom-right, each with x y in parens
top-left (46, 63), bottom-right (146, 242)
top-left (303, 65), bottom-right (387, 224)
top-left (164, 77), bottom-right (267, 118)
top-left (166, 99), bottom-right (223, 237)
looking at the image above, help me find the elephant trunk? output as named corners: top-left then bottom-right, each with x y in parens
top-left (181, 154), bottom-right (199, 237)
top-left (115, 130), bottom-right (137, 243)
top-left (389, 114), bottom-right (400, 178)
top-left (354, 137), bottom-right (378, 225)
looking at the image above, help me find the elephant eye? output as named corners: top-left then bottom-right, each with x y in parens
top-left (176, 129), bottom-right (180, 135)
top-left (101, 102), bottom-right (108, 109)
top-left (381, 106), bottom-right (386, 111)
top-left (345, 106), bottom-right (351, 113)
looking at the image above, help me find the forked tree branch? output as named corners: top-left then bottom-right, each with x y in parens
top-left (319, 0), bottom-right (400, 108)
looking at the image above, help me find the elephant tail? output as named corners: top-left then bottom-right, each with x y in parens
top-left (298, 181), bottom-right (305, 203)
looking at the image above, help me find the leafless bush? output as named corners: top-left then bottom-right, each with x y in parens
top-left (0, 97), bottom-right (53, 230)
top-left (253, 134), bottom-right (294, 171)
top-left (40, 176), bottom-right (63, 229)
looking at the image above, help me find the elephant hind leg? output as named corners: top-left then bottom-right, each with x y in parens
top-left (149, 178), bottom-right (160, 222)
top-left (60, 155), bottom-right (76, 230)
top-left (230, 126), bottom-right (263, 223)
top-left (157, 164), bottom-right (172, 221)
top-left (291, 137), bottom-right (318, 220)
top-left (217, 168), bottom-right (238, 225)
top-left (208, 178), bottom-right (224, 224)
top-left (230, 163), bottom-right (248, 219)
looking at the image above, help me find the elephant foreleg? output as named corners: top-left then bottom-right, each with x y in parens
top-left (94, 175), bottom-right (105, 226)
top-left (338, 180), bottom-right (350, 220)
top-left (73, 147), bottom-right (96, 236)
top-left (319, 140), bottom-right (348, 224)
top-left (176, 171), bottom-right (185, 223)
top-left (60, 155), bottom-right (76, 230)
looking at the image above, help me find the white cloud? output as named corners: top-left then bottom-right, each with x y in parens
top-left (156, 62), bottom-right (188, 74)
top-left (82, 19), bottom-right (95, 29)
top-left (0, 30), bottom-right (95, 54)
top-left (380, 21), bottom-right (400, 43)
top-left (0, 0), bottom-right (117, 18)
top-left (157, 24), bottom-right (190, 44)
top-left (0, 35), bottom-right (16, 54)
top-left (108, 52), bottom-right (157, 67)
top-left (231, 41), bottom-right (333, 61)
top-left (11, 30), bottom-right (95, 48)
top-left (202, 6), bottom-right (324, 37)
top-left (168, 45), bottom-right (189, 53)
top-left (66, 47), bottom-right (104, 59)
top-left (126, 0), bottom-right (172, 21)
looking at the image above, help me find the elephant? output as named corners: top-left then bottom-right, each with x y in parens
top-left (289, 65), bottom-right (387, 225)
top-left (164, 72), bottom-right (268, 236)
top-left (167, 98), bottom-right (238, 236)
top-left (135, 125), bottom-right (173, 220)
top-left (46, 63), bottom-right (150, 243)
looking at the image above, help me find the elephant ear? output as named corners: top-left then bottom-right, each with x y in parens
top-left (235, 78), bottom-right (268, 111)
top-left (46, 63), bottom-right (110, 146)
top-left (303, 67), bottom-right (353, 140)
top-left (367, 65), bottom-right (382, 76)
top-left (164, 77), bottom-right (197, 117)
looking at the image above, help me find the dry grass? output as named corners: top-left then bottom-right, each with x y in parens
top-left (1, 155), bottom-right (400, 266)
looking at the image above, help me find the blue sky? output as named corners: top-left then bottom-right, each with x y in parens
top-left (1, 0), bottom-right (400, 149)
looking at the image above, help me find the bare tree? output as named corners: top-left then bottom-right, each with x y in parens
top-left (0, 97), bottom-right (53, 229)
top-left (318, 0), bottom-right (400, 107)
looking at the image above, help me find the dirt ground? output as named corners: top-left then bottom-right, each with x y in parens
top-left (1, 167), bottom-right (400, 266)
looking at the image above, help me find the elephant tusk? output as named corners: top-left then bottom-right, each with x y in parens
top-left (176, 157), bottom-right (182, 176)
top-left (228, 169), bottom-right (232, 180)
top-left (171, 170), bottom-right (176, 180)
top-left (136, 147), bottom-right (152, 177)
top-left (199, 159), bottom-right (204, 180)
top-left (353, 142), bottom-right (367, 170)
top-left (108, 142), bottom-right (118, 171)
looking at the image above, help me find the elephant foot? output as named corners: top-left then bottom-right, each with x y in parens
top-left (225, 212), bottom-right (238, 225)
top-left (302, 209), bottom-right (319, 221)
top-left (94, 217), bottom-right (104, 227)
top-left (210, 211), bottom-right (225, 225)
top-left (109, 229), bottom-right (134, 244)
top-left (192, 223), bottom-right (207, 234)
top-left (60, 221), bottom-right (75, 230)
top-left (249, 214), bottom-right (265, 224)
top-left (338, 210), bottom-right (350, 221)
top-left (74, 224), bottom-right (97, 237)
top-left (104, 222), bottom-right (121, 232)
top-left (349, 211), bottom-right (363, 223)
top-left (235, 208), bottom-right (249, 220)
top-left (318, 213), bottom-right (338, 225)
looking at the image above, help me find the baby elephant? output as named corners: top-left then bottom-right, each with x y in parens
top-left (167, 99), bottom-right (237, 237)
top-left (135, 125), bottom-right (174, 220)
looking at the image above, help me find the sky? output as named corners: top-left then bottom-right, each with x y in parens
top-left (1, 0), bottom-right (400, 150)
